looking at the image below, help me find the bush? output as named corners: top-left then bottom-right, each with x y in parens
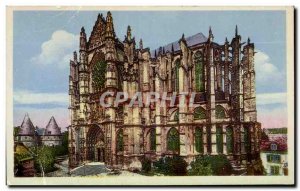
top-left (141, 158), bottom-right (152, 173)
top-left (188, 156), bottom-right (213, 176)
top-left (189, 155), bottom-right (232, 176)
top-left (153, 156), bottom-right (188, 176)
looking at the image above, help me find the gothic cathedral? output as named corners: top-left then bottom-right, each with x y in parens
top-left (68, 12), bottom-right (262, 170)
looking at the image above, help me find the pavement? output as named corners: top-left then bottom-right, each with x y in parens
top-left (70, 162), bottom-right (108, 177)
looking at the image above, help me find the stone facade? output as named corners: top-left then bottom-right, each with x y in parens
top-left (68, 12), bottom-right (262, 170)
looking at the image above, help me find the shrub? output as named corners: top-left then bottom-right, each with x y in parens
top-left (153, 156), bottom-right (188, 176)
top-left (141, 158), bottom-right (152, 173)
top-left (188, 156), bottom-right (213, 176)
top-left (189, 155), bottom-right (232, 176)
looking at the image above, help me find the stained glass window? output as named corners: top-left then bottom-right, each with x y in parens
top-left (216, 105), bottom-right (226, 119)
top-left (167, 128), bottom-right (180, 152)
top-left (92, 60), bottom-right (107, 90)
top-left (116, 129), bottom-right (123, 152)
top-left (216, 126), bottom-right (223, 153)
top-left (244, 127), bottom-right (251, 153)
top-left (194, 107), bottom-right (206, 120)
top-left (195, 127), bottom-right (203, 153)
top-left (172, 59), bottom-right (180, 92)
top-left (226, 126), bottom-right (233, 153)
top-left (194, 51), bottom-right (204, 92)
top-left (174, 110), bottom-right (179, 121)
top-left (150, 129), bottom-right (156, 151)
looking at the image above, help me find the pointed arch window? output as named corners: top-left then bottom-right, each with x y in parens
top-left (226, 126), bottom-right (233, 154)
top-left (92, 60), bottom-right (107, 91)
top-left (149, 129), bottom-right (156, 151)
top-left (216, 105), bottom-right (226, 119)
top-left (172, 59), bottom-right (180, 92)
top-left (167, 128), bottom-right (180, 152)
top-left (244, 126), bottom-right (251, 153)
top-left (194, 107), bottom-right (206, 120)
top-left (194, 51), bottom-right (205, 92)
top-left (195, 127), bottom-right (203, 153)
top-left (174, 110), bottom-right (179, 122)
top-left (216, 125), bottom-right (223, 153)
top-left (116, 129), bottom-right (124, 152)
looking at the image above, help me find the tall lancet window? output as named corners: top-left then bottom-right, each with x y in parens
top-left (116, 129), bottom-right (124, 152)
top-left (167, 128), bottom-right (180, 152)
top-left (194, 51), bottom-right (205, 92)
top-left (172, 59), bottom-right (180, 92)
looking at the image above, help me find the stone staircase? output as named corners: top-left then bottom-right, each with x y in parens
top-left (229, 160), bottom-right (247, 176)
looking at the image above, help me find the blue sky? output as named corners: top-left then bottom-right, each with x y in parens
top-left (13, 10), bottom-right (287, 129)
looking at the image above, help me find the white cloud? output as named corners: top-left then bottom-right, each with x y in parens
top-left (14, 90), bottom-right (68, 106)
top-left (254, 50), bottom-right (285, 87)
top-left (31, 30), bottom-right (79, 69)
top-left (256, 92), bottom-right (287, 105)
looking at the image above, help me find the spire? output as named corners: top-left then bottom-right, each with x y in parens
top-left (171, 43), bottom-right (174, 52)
top-left (73, 51), bottom-right (77, 62)
top-left (80, 27), bottom-right (87, 51)
top-left (81, 26), bottom-right (85, 33)
top-left (105, 11), bottom-right (115, 38)
top-left (154, 50), bottom-right (157, 58)
top-left (247, 37), bottom-right (251, 44)
top-left (139, 38), bottom-right (143, 50)
top-left (19, 113), bottom-right (35, 135)
top-left (225, 37), bottom-right (229, 44)
top-left (235, 25), bottom-right (238, 36)
top-left (127, 25), bottom-right (132, 40)
top-left (45, 116), bottom-right (61, 135)
top-left (208, 26), bottom-right (214, 41)
top-left (179, 33), bottom-right (187, 45)
top-left (163, 47), bottom-right (165, 54)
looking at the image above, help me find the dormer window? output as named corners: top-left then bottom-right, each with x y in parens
top-left (270, 143), bottom-right (277, 151)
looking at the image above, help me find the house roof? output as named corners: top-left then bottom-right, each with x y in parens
top-left (260, 137), bottom-right (287, 152)
top-left (151, 33), bottom-right (207, 58)
top-left (18, 114), bottom-right (35, 135)
top-left (44, 116), bottom-right (61, 135)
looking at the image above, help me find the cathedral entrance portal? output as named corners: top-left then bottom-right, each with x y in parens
top-left (86, 125), bottom-right (105, 162)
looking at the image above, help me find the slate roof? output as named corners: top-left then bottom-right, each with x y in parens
top-left (18, 114), bottom-right (35, 135)
top-left (44, 116), bottom-right (61, 135)
top-left (36, 128), bottom-right (45, 136)
top-left (151, 33), bottom-right (207, 58)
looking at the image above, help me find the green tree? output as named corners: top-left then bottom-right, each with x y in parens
top-left (188, 156), bottom-right (213, 176)
top-left (35, 146), bottom-right (56, 173)
top-left (189, 155), bottom-right (232, 176)
top-left (153, 156), bottom-right (188, 176)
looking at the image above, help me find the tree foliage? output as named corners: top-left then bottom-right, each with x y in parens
top-left (35, 146), bottom-right (56, 173)
top-left (153, 156), bottom-right (188, 176)
top-left (189, 155), bottom-right (232, 176)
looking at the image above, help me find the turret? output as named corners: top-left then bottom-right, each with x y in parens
top-left (242, 37), bottom-right (256, 122)
top-left (139, 38), bottom-right (143, 50)
top-left (105, 11), bottom-right (115, 39)
top-left (79, 27), bottom-right (88, 72)
top-left (208, 26), bottom-right (214, 42)
top-left (127, 25), bottom-right (132, 41)
top-left (80, 27), bottom-right (87, 51)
